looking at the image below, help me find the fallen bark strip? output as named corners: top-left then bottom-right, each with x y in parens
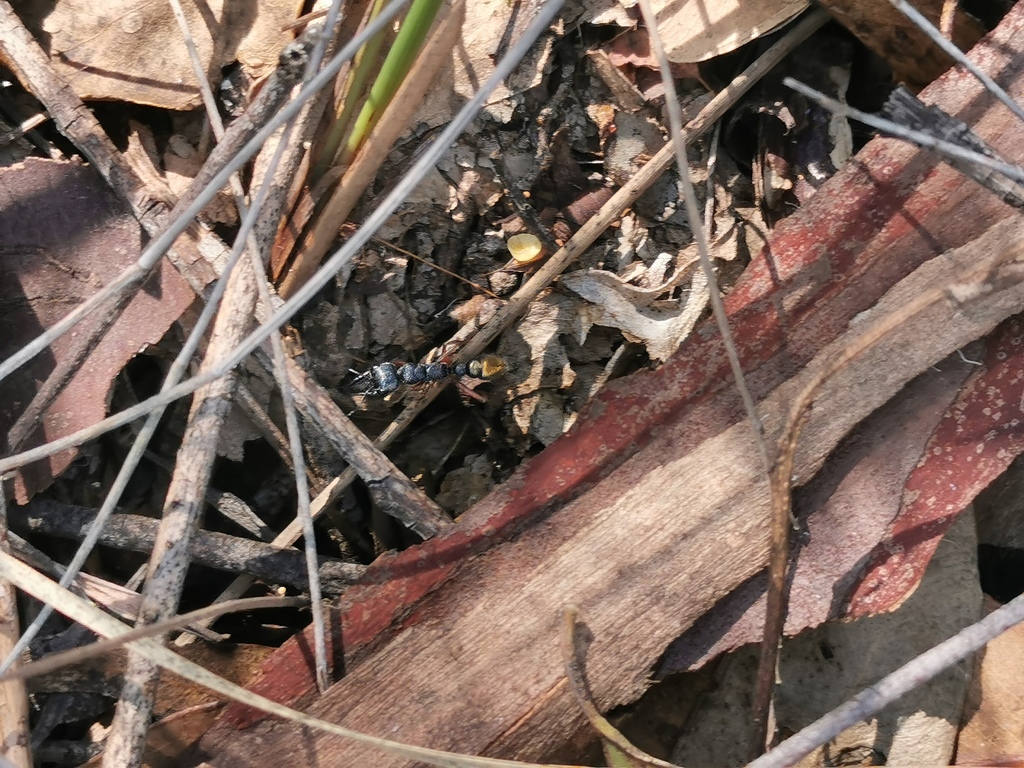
top-left (195, 7), bottom-right (1024, 765)
top-left (15, 501), bottom-right (364, 594)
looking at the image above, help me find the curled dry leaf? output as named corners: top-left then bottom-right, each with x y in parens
top-left (10, 0), bottom-right (300, 109)
top-left (0, 159), bottom-right (194, 502)
top-left (561, 266), bottom-right (708, 362)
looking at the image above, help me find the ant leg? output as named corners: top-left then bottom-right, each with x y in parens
top-left (454, 378), bottom-right (487, 403)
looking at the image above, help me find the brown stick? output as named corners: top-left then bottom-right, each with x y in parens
top-left (102, 253), bottom-right (260, 765)
top-left (13, 501), bottom-right (364, 594)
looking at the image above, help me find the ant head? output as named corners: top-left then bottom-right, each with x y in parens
top-left (474, 355), bottom-right (507, 380)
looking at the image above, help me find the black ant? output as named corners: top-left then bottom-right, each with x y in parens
top-left (349, 351), bottom-right (506, 400)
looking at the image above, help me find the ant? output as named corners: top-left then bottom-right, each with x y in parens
top-left (349, 347), bottom-right (506, 401)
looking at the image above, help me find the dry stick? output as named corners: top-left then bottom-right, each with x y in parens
top-left (166, 0), bottom-right (336, 693)
top-left (143, 449), bottom-right (275, 540)
top-left (102, 259), bottom-right (262, 766)
top-left (286, 361), bottom-right (451, 537)
top-left (5, 289), bottom-right (135, 454)
top-left (96, 9), bottom-right (344, 745)
top-left (11, 502), bottom-right (364, 593)
top-left (278, 0), bottom-right (468, 299)
top-left (0, 492), bottom-right (30, 768)
top-left (645, 0), bottom-right (777, 754)
top-left (0, 595), bottom-right (306, 686)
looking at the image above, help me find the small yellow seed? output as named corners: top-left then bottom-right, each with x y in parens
top-left (507, 233), bottom-right (543, 264)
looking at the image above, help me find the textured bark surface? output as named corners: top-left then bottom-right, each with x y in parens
top-left (195, 7), bottom-right (1024, 765)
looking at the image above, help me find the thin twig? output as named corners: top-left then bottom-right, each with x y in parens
top-left (102, 254), bottom-right (261, 767)
top-left (637, 0), bottom-right (770, 468)
top-left (0, 550), bottom-right (582, 768)
top-left (0, 489), bottom-right (31, 768)
top-left (561, 607), bottom-right (676, 768)
top-left (374, 236), bottom-right (501, 299)
top-left (784, 78), bottom-right (1024, 185)
top-left (0, 595), bottom-right (306, 685)
top-left (9, 501), bottom-right (363, 592)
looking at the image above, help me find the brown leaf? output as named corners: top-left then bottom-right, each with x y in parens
top-left (848, 316), bottom-right (1024, 618)
top-left (0, 158), bottom-right (194, 501)
top-left (956, 596), bottom-right (1024, 766)
top-left (8, 0), bottom-right (299, 109)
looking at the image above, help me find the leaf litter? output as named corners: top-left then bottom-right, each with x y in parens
top-left (5, 0), bottom-right (1024, 766)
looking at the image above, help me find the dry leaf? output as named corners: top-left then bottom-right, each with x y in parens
top-left (956, 596), bottom-right (1024, 765)
top-left (500, 292), bottom-right (588, 445)
top-left (0, 158), bottom-right (194, 502)
top-left (10, 0), bottom-right (300, 109)
top-left (651, 0), bottom-right (810, 63)
top-left (561, 266), bottom-right (708, 362)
